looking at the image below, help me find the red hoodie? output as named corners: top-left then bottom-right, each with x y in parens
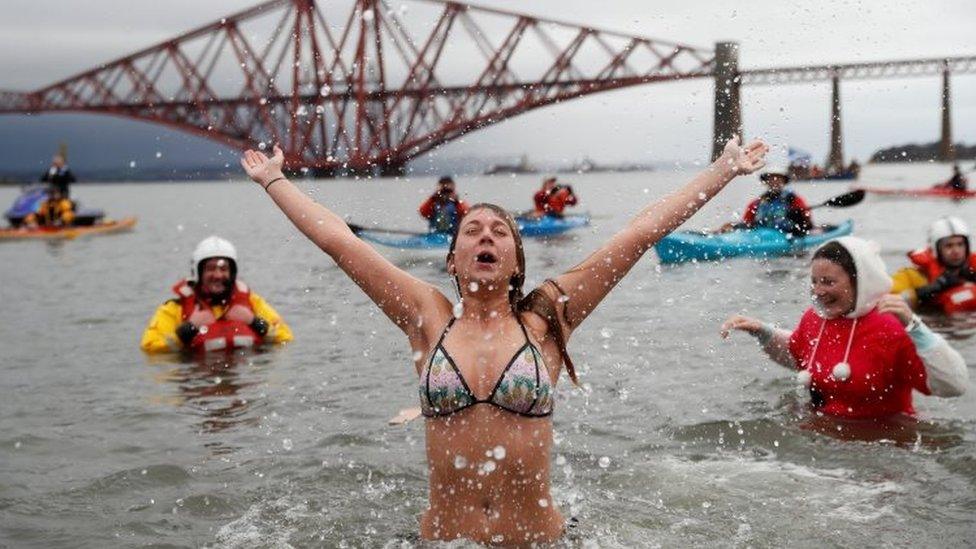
top-left (788, 308), bottom-right (930, 419)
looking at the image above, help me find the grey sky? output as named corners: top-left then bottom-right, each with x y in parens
top-left (1, 0), bottom-right (973, 166)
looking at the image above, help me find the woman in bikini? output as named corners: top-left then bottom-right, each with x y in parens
top-left (240, 137), bottom-right (768, 544)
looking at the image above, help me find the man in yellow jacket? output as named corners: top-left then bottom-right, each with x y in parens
top-left (141, 236), bottom-right (293, 354)
top-left (891, 216), bottom-right (976, 314)
top-left (25, 187), bottom-right (75, 227)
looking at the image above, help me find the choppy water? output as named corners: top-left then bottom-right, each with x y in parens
top-left (1, 162), bottom-right (974, 547)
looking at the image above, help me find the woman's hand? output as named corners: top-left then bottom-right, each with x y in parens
top-left (876, 294), bottom-right (913, 327)
top-left (240, 145), bottom-right (286, 187)
top-left (720, 314), bottom-right (765, 339)
top-left (719, 136), bottom-right (768, 176)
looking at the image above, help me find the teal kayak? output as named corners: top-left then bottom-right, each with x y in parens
top-left (515, 213), bottom-right (589, 237)
top-left (355, 213), bottom-right (589, 250)
top-left (356, 230), bottom-right (452, 250)
top-left (654, 220), bottom-right (854, 264)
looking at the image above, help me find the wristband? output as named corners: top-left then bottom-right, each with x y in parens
top-left (264, 176), bottom-right (286, 191)
top-left (755, 323), bottom-right (774, 346)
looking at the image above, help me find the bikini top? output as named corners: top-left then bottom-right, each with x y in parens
top-left (419, 316), bottom-right (555, 418)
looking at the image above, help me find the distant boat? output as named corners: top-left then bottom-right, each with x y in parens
top-left (484, 155), bottom-right (537, 175)
top-left (562, 157), bottom-right (655, 174)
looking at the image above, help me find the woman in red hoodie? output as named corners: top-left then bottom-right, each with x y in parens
top-left (721, 237), bottom-right (968, 419)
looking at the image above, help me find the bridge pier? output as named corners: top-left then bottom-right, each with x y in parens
top-left (826, 73), bottom-right (844, 173)
top-left (712, 42), bottom-right (742, 161)
top-left (940, 60), bottom-right (954, 161)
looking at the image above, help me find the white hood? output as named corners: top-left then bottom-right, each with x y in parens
top-left (817, 236), bottom-right (893, 319)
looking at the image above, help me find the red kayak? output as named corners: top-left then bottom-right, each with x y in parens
top-left (856, 186), bottom-right (976, 200)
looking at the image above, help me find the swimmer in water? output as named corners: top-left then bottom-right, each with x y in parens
top-left (722, 237), bottom-right (967, 420)
top-left (242, 137), bottom-right (768, 544)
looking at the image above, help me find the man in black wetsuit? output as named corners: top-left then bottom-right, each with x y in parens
top-left (41, 154), bottom-right (76, 197)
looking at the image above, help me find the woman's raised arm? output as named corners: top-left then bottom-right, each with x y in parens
top-left (544, 137), bottom-right (768, 334)
top-left (240, 147), bottom-right (448, 339)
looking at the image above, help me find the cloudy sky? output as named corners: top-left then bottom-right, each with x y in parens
top-left (0, 0), bottom-right (973, 172)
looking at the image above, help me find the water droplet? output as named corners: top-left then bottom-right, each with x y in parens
top-left (452, 302), bottom-right (464, 318)
top-left (454, 455), bottom-right (468, 469)
top-left (129, 161), bottom-right (136, 168)
top-left (493, 446), bottom-right (506, 460)
top-left (538, 498), bottom-right (549, 507)
top-left (155, 151), bottom-right (162, 158)
top-left (362, 9), bottom-right (374, 22)
top-left (482, 460), bottom-right (497, 473)
top-left (598, 456), bottom-right (610, 468)
top-left (469, 281), bottom-right (479, 292)
top-left (258, 142), bottom-right (267, 151)
top-left (282, 438), bottom-right (293, 451)
top-left (600, 327), bottom-right (613, 339)
top-left (14, 441), bottom-right (21, 449)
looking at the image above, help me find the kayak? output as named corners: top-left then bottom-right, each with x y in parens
top-left (0, 217), bottom-right (137, 242)
top-left (655, 220), bottom-right (854, 264)
top-left (356, 230), bottom-right (452, 250)
top-left (515, 213), bottom-right (590, 237)
top-left (356, 214), bottom-right (590, 250)
top-left (856, 186), bottom-right (976, 200)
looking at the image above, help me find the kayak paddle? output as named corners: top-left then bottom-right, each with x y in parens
top-left (346, 222), bottom-right (429, 236)
top-left (811, 189), bottom-right (865, 209)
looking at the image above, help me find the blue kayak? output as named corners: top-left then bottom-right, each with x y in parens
top-left (654, 220), bottom-right (854, 264)
top-left (356, 214), bottom-right (590, 250)
top-left (515, 214), bottom-right (589, 237)
top-left (356, 230), bottom-right (453, 250)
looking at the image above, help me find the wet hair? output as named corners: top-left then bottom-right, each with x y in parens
top-left (812, 241), bottom-right (857, 285)
top-left (438, 175), bottom-right (454, 186)
top-left (447, 203), bottom-right (579, 384)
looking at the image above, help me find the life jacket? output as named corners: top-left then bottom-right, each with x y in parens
top-left (172, 279), bottom-right (263, 352)
top-left (754, 190), bottom-right (798, 233)
top-left (907, 248), bottom-right (976, 313)
top-left (431, 200), bottom-right (461, 233)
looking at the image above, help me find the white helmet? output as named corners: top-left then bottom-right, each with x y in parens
top-left (760, 166), bottom-right (791, 184)
top-left (190, 236), bottom-right (238, 281)
top-left (928, 216), bottom-right (970, 251)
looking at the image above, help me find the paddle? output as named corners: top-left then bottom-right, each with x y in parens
top-left (346, 222), bottom-right (428, 236)
top-left (810, 189), bottom-right (865, 209)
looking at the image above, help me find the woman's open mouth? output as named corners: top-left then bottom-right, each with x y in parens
top-left (476, 251), bottom-right (497, 264)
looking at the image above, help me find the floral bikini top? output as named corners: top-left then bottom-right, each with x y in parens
top-left (419, 316), bottom-right (555, 418)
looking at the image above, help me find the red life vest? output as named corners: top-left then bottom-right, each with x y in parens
top-left (172, 279), bottom-right (263, 352)
top-left (788, 308), bottom-right (930, 419)
top-left (907, 248), bottom-right (976, 313)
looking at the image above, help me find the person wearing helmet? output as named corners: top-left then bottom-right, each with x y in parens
top-left (419, 176), bottom-right (469, 233)
top-left (891, 216), bottom-right (976, 313)
top-left (741, 167), bottom-right (812, 235)
top-left (140, 236), bottom-right (293, 354)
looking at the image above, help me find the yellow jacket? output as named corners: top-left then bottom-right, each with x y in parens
top-left (890, 266), bottom-right (929, 306)
top-left (140, 290), bottom-right (293, 354)
top-left (27, 198), bottom-right (75, 226)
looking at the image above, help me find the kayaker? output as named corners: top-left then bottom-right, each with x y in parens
top-left (418, 176), bottom-right (469, 233)
top-left (140, 236), bottom-right (293, 354)
top-left (938, 164), bottom-right (968, 192)
top-left (719, 167), bottom-right (812, 235)
top-left (891, 216), bottom-right (976, 313)
top-left (24, 187), bottom-right (75, 227)
top-left (41, 154), bottom-right (76, 198)
top-left (240, 136), bottom-right (768, 544)
top-left (743, 167), bottom-right (812, 234)
top-left (533, 176), bottom-right (578, 217)
top-left (722, 237), bottom-right (968, 420)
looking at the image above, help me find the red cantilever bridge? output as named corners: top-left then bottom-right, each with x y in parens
top-left (1, 0), bottom-right (974, 176)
